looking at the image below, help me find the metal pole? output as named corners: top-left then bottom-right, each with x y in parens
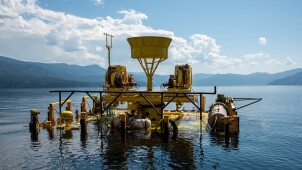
top-left (59, 92), bottom-right (62, 115)
top-left (200, 94), bottom-right (202, 120)
top-left (161, 93), bottom-right (163, 119)
top-left (108, 47), bottom-right (110, 66)
top-left (99, 92), bottom-right (102, 117)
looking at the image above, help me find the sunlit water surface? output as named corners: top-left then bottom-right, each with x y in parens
top-left (0, 86), bottom-right (301, 169)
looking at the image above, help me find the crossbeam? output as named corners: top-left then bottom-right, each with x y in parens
top-left (50, 86), bottom-right (217, 120)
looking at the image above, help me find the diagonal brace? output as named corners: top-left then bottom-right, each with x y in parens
top-left (140, 93), bottom-right (161, 116)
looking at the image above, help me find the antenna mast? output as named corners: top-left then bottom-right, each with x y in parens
top-left (104, 33), bottom-right (114, 67)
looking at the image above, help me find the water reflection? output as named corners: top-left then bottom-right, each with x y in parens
top-left (80, 124), bottom-right (88, 148)
top-left (30, 130), bottom-right (39, 142)
top-left (96, 128), bottom-right (198, 169)
top-left (28, 119), bottom-right (239, 169)
top-left (61, 130), bottom-right (73, 139)
top-left (47, 128), bottom-right (54, 140)
top-left (30, 130), bottom-right (41, 151)
top-left (209, 133), bottom-right (239, 150)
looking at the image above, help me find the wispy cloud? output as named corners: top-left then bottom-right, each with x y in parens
top-left (285, 57), bottom-right (296, 65)
top-left (258, 37), bottom-right (267, 45)
top-left (0, 0), bottom-right (239, 72)
top-left (266, 57), bottom-right (296, 66)
top-left (266, 59), bottom-right (283, 65)
top-left (243, 51), bottom-right (269, 60)
top-left (93, 0), bottom-right (104, 6)
top-left (0, 0), bottom-right (295, 74)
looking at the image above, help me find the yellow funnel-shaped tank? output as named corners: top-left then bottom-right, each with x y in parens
top-left (127, 36), bottom-right (172, 91)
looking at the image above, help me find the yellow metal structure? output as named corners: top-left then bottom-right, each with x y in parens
top-left (81, 95), bottom-right (98, 113)
top-left (60, 111), bottom-right (73, 129)
top-left (48, 100), bottom-right (72, 124)
top-left (164, 64), bottom-right (193, 92)
top-left (127, 36), bottom-right (172, 91)
top-left (104, 65), bottom-right (137, 91)
top-left (209, 95), bottom-right (240, 134)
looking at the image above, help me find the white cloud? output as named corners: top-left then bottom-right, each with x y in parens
top-left (0, 0), bottom-right (262, 73)
top-left (258, 37), bottom-right (267, 45)
top-left (285, 57), bottom-right (296, 65)
top-left (243, 51), bottom-right (269, 60)
top-left (1, 1), bottom-right (299, 76)
top-left (93, 0), bottom-right (104, 6)
top-left (250, 61), bottom-right (260, 66)
top-left (266, 57), bottom-right (296, 66)
top-left (266, 59), bottom-right (282, 65)
top-left (169, 34), bottom-right (242, 70)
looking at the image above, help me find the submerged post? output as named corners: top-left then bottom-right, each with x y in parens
top-left (120, 114), bottom-right (126, 139)
top-left (200, 94), bottom-right (203, 120)
top-left (80, 112), bottom-right (86, 131)
top-left (163, 115), bottom-right (169, 138)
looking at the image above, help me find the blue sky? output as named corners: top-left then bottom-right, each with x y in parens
top-left (0, 0), bottom-right (301, 74)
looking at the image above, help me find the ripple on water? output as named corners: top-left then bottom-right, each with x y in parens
top-left (1, 87), bottom-right (302, 169)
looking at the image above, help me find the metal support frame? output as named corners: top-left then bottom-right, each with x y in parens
top-left (51, 86), bottom-right (217, 118)
top-left (233, 98), bottom-right (262, 110)
top-left (200, 94), bottom-right (203, 120)
top-left (140, 93), bottom-right (161, 116)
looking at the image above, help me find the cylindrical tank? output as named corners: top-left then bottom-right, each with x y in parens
top-left (208, 103), bottom-right (229, 132)
top-left (61, 111), bottom-right (73, 128)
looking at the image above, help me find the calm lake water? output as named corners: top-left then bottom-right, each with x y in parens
top-left (0, 86), bottom-right (301, 169)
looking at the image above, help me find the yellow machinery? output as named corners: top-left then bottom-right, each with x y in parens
top-left (29, 35), bottom-right (262, 140)
top-left (104, 65), bottom-right (138, 91)
top-left (127, 36), bottom-right (172, 91)
top-left (161, 64), bottom-right (193, 92)
top-left (111, 37), bottom-right (196, 122)
top-left (48, 100), bottom-right (72, 124)
top-left (100, 36), bottom-right (181, 122)
top-left (208, 94), bottom-right (262, 135)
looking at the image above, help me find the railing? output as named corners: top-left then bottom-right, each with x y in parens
top-left (50, 86), bottom-right (217, 120)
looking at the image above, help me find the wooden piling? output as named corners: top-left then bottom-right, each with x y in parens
top-left (163, 116), bottom-right (169, 138)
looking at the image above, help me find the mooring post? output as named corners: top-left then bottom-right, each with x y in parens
top-left (59, 92), bottom-right (62, 115)
top-left (161, 93), bottom-right (164, 119)
top-left (80, 112), bottom-right (86, 131)
top-left (99, 92), bottom-right (103, 117)
top-left (163, 115), bottom-right (169, 138)
top-left (120, 114), bottom-right (126, 139)
top-left (200, 94), bottom-right (203, 120)
top-left (29, 109), bottom-right (40, 132)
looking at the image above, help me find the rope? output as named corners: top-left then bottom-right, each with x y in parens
top-left (54, 109), bottom-right (60, 115)
top-left (72, 104), bottom-right (79, 109)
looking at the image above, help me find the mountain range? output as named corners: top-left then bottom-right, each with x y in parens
top-left (0, 55), bottom-right (301, 88)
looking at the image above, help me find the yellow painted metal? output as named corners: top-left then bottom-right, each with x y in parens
top-left (127, 36), bottom-right (172, 91)
top-left (60, 110), bottom-right (73, 128)
top-left (81, 95), bottom-right (98, 113)
top-left (48, 100), bottom-right (72, 124)
top-left (202, 96), bottom-right (206, 111)
top-left (171, 64), bottom-right (192, 91)
top-left (230, 115), bottom-right (239, 133)
top-left (101, 94), bottom-right (196, 103)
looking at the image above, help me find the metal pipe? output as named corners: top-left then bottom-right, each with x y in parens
top-left (161, 93), bottom-right (163, 119)
top-left (59, 92), bottom-right (61, 115)
top-left (200, 94), bottom-right (203, 120)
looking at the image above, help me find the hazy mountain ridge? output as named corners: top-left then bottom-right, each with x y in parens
top-left (0, 56), bottom-right (105, 88)
top-left (0, 55), bottom-right (301, 88)
top-left (268, 71), bottom-right (302, 85)
top-left (193, 68), bottom-right (302, 86)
